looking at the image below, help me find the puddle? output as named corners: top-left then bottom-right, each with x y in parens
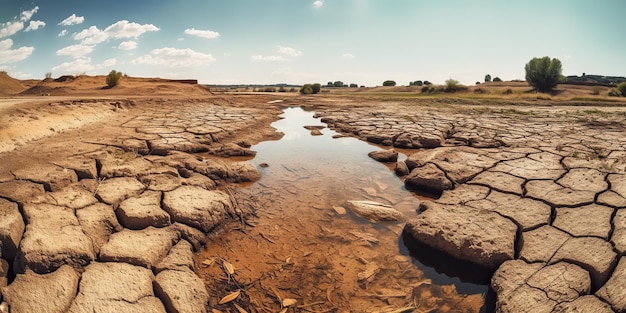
top-left (196, 107), bottom-right (491, 312)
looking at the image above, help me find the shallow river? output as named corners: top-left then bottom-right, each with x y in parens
top-left (197, 107), bottom-right (492, 312)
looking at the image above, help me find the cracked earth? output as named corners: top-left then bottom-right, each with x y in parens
top-left (1, 94), bottom-right (625, 312)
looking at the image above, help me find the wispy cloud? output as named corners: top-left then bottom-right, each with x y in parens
top-left (25, 20), bottom-right (45, 32)
top-left (0, 39), bottom-right (34, 64)
top-left (277, 46), bottom-right (302, 57)
top-left (118, 40), bottom-right (138, 50)
top-left (56, 44), bottom-right (94, 58)
top-left (51, 57), bottom-right (94, 74)
top-left (0, 6), bottom-right (38, 38)
top-left (73, 26), bottom-right (108, 44)
top-left (132, 47), bottom-right (216, 67)
top-left (341, 53), bottom-right (355, 59)
top-left (184, 28), bottom-right (220, 39)
top-left (58, 29), bottom-right (68, 37)
top-left (251, 55), bottom-right (285, 61)
top-left (59, 14), bottom-right (85, 26)
top-left (313, 0), bottom-right (324, 9)
top-left (72, 20), bottom-right (159, 45)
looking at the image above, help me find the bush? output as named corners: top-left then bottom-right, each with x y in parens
top-left (423, 80), bottom-right (432, 85)
top-left (300, 84), bottom-right (313, 94)
top-left (608, 89), bottom-right (621, 97)
top-left (484, 74), bottom-right (491, 82)
top-left (617, 82), bottom-right (626, 97)
top-left (492, 77), bottom-right (503, 82)
top-left (312, 83), bottom-right (321, 94)
top-left (445, 78), bottom-right (466, 92)
top-left (106, 70), bottom-right (123, 87)
top-left (591, 86), bottom-right (603, 95)
top-left (349, 83), bottom-right (358, 88)
top-left (503, 88), bottom-right (513, 95)
top-left (421, 86), bottom-right (430, 93)
top-left (383, 80), bottom-right (396, 86)
top-left (525, 56), bottom-right (562, 92)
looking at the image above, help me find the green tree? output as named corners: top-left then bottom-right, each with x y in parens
top-left (300, 84), bottom-right (313, 94)
top-left (617, 82), bottom-right (626, 97)
top-left (423, 81), bottom-right (432, 85)
top-left (525, 56), bottom-right (562, 92)
top-left (333, 81), bottom-right (344, 87)
top-left (349, 83), bottom-right (358, 88)
top-left (445, 78), bottom-right (463, 92)
top-left (106, 70), bottom-right (123, 87)
top-left (327, 81), bottom-right (333, 87)
top-left (383, 80), bottom-right (396, 86)
top-left (492, 77), bottom-right (503, 82)
top-left (484, 74), bottom-right (491, 82)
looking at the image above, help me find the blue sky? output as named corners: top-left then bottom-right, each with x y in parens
top-left (1, 0), bottom-right (624, 86)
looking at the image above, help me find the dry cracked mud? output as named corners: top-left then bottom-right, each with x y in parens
top-left (1, 94), bottom-right (625, 313)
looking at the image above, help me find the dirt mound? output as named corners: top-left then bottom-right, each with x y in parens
top-left (0, 72), bottom-right (26, 96)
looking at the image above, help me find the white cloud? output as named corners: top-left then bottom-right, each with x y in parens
top-left (56, 44), bottom-right (94, 58)
top-left (341, 53), bottom-right (355, 59)
top-left (0, 21), bottom-right (24, 38)
top-left (59, 14), bottom-right (85, 26)
top-left (132, 47), bottom-right (216, 67)
top-left (0, 39), bottom-right (34, 64)
top-left (58, 29), bottom-right (68, 37)
top-left (25, 20), bottom-right (45, 32)
top-left (251, 55), bottom-right (285, 61)
top-left (104, 20), bottom-right (159, 39)
top-left (313, 0), bottom-right (324, 9)
top-left (73, 26), bottom-right (108, 44)
top-left (118, 40), bottom-right (138, 50)
top-left (184, 28), bottom-right (220, 39)
top-left (20, 7), bottom-right (39, 22)
top-left (277, 46), bottom-right (302, 57)
top-left (100, 58), bottom-right (117, 67)
top-left (51, 57), bottom-right (95, 74)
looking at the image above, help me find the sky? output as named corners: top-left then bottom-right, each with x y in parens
top-left (1, 0), bottom-right (624, 86)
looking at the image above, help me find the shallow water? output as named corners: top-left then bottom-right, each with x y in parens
top-left (198, 107), bottom-right (490, 312)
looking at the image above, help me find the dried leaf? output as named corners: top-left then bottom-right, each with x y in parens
top-left (202, 258), bottom-right (216, 266)
top-left (223, 260), bottom-right (235, 275)
top-left (233, 303), bottom-right (248, 313)
top-left (218, 289), bottom-right (241, 304)
top-left (282, 298), bottom-right (297, 307)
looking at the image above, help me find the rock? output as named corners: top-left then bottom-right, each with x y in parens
top-left (405, 147), bottom-right (497, 183)
top-left (99, 226), bottom-right (179, 269)
top-left (553, 295), bottom-right (614, 313)
top-left (344, 200), bottom-right (403, 221)
top-left (190, 160), bottom-right (260, 183)
top-left (367, 134), bottom-right (393, 145)
top-left (611, 209), bottom-right (626, 254)
top-left (596, 256), bottom-right (626, 312)
top-left (404, 163), bottom-right (453, 193)
top-left (209, 142), bottom-right (256, 157)
top-left (117, 191), bottom-right (171, 229)
top-left (491, 260), bottom-right (544, 301)
top-left (0, 198), bottom-right (25, 261)
top-left (519, 225), bottom-right (571, 263)
top-left (154, 268), bottom-right (209, 313)
top-left (1, 265), bottom-right (80, 313)
top-left (12, 163), bottom-right (78, 191)
top-left (527, 262), bottom-right (591, 302)
top-left (435, 184), bottom-right (490, 205)
top-left (0, 259), bottom-right (8, 289)
top-left (54, 156), bottom-right (97, 179)
top-left (404, 201), bottom-right (517, 270)
top-left (97, 152), bottom-right (154, 178)
top-left (227, 161), bottom-right (261, 182)
top-left (154, 240), bottom-right (195, 273)
top-left (16, 203), bottom-right (95, 273)
top-left (31, 183), bottom-right (98, 209)
top-left (76, 203), bottom-right (123, 254)
top-left (172, 223), bottom-right (208, 251)
top-left (67, 262), bottom-right (166, 313)
top-left (0, 180), bottom-right (45, 204)
top-left (94, 176), bottom-right (146, 205)
top-left (411, 135), bottom-right (442, 148)
top-left (550, 237), bottom-right (617, 289)
top-left (525, 180), bottom-right (595, 207)
top-left (468, 171), bottom-right (525, 195)
top-left (392, 133), bottom-right (412, 148)
top-left (495, 282), bottom-right (556, 313)
top-left (162, 186), bottom-right (234, 232)
top-left (181, 172), bottom-right (217, 190)
top-left (367, 149), bottom-right (398, 162)
top-left (394, 161), bottom-right (409, 176)
top-left (466, 190), bottom-right (551, 231)
top-left (553, 204), bottom-right (614, 239)
top-left (139, 169), bottom-right (183, 192)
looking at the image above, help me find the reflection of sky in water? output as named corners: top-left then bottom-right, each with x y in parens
top-left (249, 106), bottom-right (490, 304)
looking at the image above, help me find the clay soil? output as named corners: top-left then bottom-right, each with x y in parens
top-left (2, 75), bottom-right (626, 312)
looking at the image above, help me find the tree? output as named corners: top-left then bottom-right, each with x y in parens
top-left (327, 82), bottom-right (333, 87)
top-left (617, 82), bottom-right (626, 97)
top-left (333, 81), bottom-right (344, 87)
top-left (383, 80), bottom-right (396, 86)
top-left (423, 81), bottom-right (432, 85)
top-left (300, 84), bottom-right (313, 94)
top-left (106, 70), bottom-right (123, 87)
top-left (414, 80), bottom-right (423, 86)
top-left (445, 78), bottom-right (462, 92)
top-left (484, 74), bottom-right (491, 82)
top-left (312, 83), bottom-right (321, 94)
top-left (525, 56), bottom-right (562, 92)
top-left (349, 83), bottom-right (358, 88)
top-left (492, 77), bottom-right (502, 82)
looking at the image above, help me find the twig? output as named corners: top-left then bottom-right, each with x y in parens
top-left (93, 177), bottom-right (106, 196)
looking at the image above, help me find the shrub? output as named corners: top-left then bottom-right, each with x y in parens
top-left (349, 83), bottom-right (358, 88)
top-left (484, 74), bottom-right (491, 82)
top-left (278, 86), bottom-right (286, 92)
top-left (45, 72), bottom-right (52, 79)
top-left (608, 89), bottom-right (621, 97)
top-left (492, 77), bottom-right (503, 82)
top-left (300, 84), bottom-right (313, 94)
top-left (591, 86), bottom-right (603, 95)
top-left (445, 78), bottom-right (466, 92)
top-left (312, 83), bottom-right (321, 94)
top-left (333, 81), bottom-right (344, 87)
top-left (503, 88), bottom-right (513, 95)
top-left (106, 70), bottom-right (123, 87)
top-left (421, 86), bottom-right (430, 93)
top-left (383, 80), bottom-right (396, 86)
top-left (617, 82), bottom-right (626, 97)
top-left (524, 56), bottom-right (562, 92)
top-left (423, 80), bottom-right (432, 85)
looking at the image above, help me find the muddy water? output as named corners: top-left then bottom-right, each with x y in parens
top-left (196, 107), bottom-right (489, 312)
